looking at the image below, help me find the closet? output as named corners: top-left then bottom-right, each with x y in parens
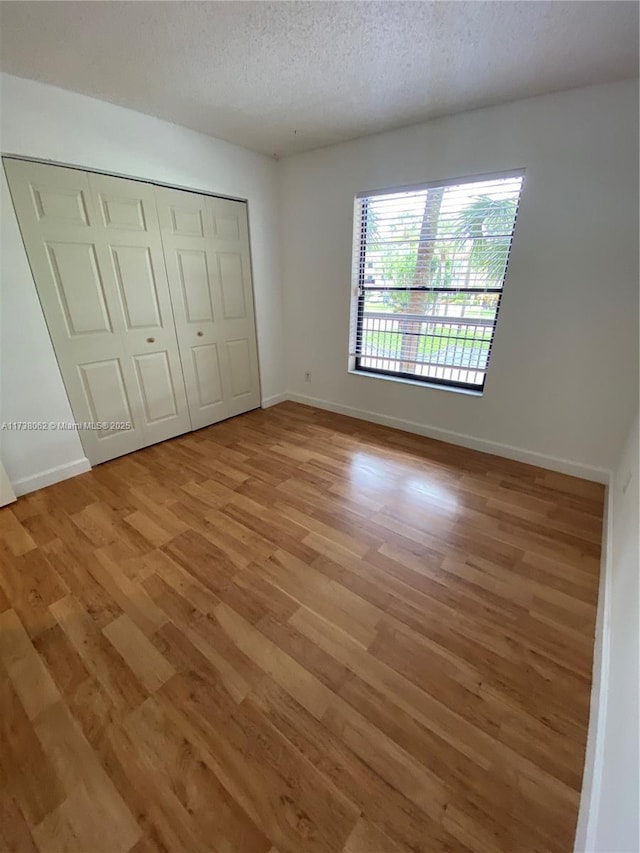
top-left (4, 158), bottom-right (261, 465)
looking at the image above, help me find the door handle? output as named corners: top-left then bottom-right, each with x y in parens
top-left (197, 331), bottom-right (204, 337)
top-left (146, 337), bottom-right (155, 343)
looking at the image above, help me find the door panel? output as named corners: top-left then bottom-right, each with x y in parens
top-left (4, 159), bottom-right (191, 465)
top-left (212, 210), bottom-right (241, 240)
top-left (170, 204), bottom-right (205, 238)
top-left (98, 193), bottom-right (147, 231)
top-left (45, 241), bottom-right (113, 335)
top-left (156, 186), bottom-right (261, 430)
top-left (111, 245), bottom-right (162, 329)
top-left (192, 344), bottom-right (224, 407)
top-left (218, 252), bottom-right (247, 319)
top-left (78, 358), bottom-right (135, 436)
top-left (227, 338), bottom-right (252, 397)
top-left (133, 352), bottom-right (179, 423)
top-left (31, 184), bottom-right (91, 226)
top-left (177, 250), bottom-right (214, 323)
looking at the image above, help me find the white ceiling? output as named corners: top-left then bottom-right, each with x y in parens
top-left (0, 1), bottom-right (637, 158)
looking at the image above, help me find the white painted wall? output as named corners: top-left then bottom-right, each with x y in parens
top-left (279, 80), bottom-right (639, 479)
top-left (0, 72), bottom-right (285, 494)
top-left (594, 410), bottom-right (640, 852)
top-left (576, 411), bottom-right (639, 852)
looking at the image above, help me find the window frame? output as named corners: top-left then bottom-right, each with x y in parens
top-left (350, 170), bottom-right (525, 394)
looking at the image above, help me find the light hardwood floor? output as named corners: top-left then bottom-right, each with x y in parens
top-left (0, 402), bottom-right (604, 853)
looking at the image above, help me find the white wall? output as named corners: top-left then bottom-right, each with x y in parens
top-left (577, 411), bottom-right (640, 852)
top-left (279, 80), bottom-right (639, 479)
top-left (595, 410), bottom-right (640, 851)
top-left (0, 72), bottom-right (285, 494)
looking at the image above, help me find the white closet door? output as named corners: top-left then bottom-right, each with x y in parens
top-left (4, 159), bottom-right (191, 464)
top-left (88, 172), bottom-right (190, 448)
top-left (0, 461), bottom-right (16, 507)
top-left (156, 187), bottom-right (261, 429)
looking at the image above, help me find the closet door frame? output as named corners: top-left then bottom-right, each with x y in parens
top-left (2, 154), bottom-right (263, 462)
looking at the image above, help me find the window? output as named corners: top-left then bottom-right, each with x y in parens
top-left (350, 171), bottom-right (524, 392)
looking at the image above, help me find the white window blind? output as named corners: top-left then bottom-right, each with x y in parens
top-left (350, 171), bottom-right (524, 391)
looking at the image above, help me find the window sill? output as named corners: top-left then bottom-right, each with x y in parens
top-left (348, 368), bottom-right (484, 397)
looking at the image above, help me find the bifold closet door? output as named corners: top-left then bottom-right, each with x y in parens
top-left (4, 159), bottom-right (191, 465)
top-left (156, 187), bottom-right (261, 429)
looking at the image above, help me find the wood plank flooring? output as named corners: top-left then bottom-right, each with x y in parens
top-left (0, 402), bottom-right (604, 853)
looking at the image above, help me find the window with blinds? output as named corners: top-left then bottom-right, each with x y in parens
top-left (350, 171), bottom-right (524, 391)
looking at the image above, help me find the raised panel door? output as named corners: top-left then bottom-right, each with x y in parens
top-left (88, 172), bottom-right (191, 447)
top-left (207, 196), bottom-right (261, 418)
top-left (3, 158), bottom-right (147, 463)
top-left (4, 159), bottom-right (191, 464)
top-left (156, 187), bottom-right (230, 430)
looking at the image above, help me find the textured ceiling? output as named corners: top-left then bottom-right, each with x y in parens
top-left (0, 1), bottom-right (637, 157)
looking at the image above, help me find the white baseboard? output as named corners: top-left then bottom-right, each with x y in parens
top-left (12, 457), bottom-right (92, 496)
top-left (574, 479), bottom-right (614, 852)
top-left (286, 391), bottom-right (611, 484)
top-left (8, 393), bottom-right (609, 495)
top-left (261, 393), bottom-right (288, 409)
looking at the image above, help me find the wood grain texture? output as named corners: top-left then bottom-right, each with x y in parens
top-left (0, 402), bottom-right (604, 852)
